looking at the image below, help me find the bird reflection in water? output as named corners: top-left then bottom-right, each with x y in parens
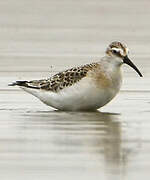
top-left (19, 110), bottom-right (141, 179)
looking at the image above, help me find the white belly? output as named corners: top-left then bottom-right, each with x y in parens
top-left (22, 76), bottom-right (121, 111)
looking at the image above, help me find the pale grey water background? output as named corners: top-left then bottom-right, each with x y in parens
top-left (0, 0), bottom-right (150, 180)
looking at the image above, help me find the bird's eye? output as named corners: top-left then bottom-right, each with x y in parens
top-left (112, 50), bottom-right (117, 54)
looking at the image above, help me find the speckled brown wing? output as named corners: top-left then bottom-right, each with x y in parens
top-left (10, 63), bottom-right (99, 92)
top-left (16, 63), bottom-right (97, 92)
top-left (40, 63), bottom-right (98, 92)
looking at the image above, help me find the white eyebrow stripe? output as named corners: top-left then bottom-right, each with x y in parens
top-left (112, 47), bottom-right (120, 52)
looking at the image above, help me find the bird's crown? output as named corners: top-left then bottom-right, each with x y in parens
top-left (106, 41), bottom-right (129, 58)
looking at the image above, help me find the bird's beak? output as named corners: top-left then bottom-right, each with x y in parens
top-left (123, 56), bottom-right (143, 77)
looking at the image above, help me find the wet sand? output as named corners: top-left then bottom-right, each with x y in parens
top-left (0, 0), bottom-right (150, 179)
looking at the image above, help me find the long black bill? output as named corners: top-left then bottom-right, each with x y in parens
top-left (123, 56), bottom-right (143, 77)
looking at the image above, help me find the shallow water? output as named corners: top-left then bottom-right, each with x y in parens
top-left (0, 0), bottom-right (150, 180)
top-left (0, 90), bottom-right (150, 180)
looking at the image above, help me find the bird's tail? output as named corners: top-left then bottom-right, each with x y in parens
top-left (8, 81), bottom-right (28, 87)
top-left (8, 80), bottom-right (40, 89)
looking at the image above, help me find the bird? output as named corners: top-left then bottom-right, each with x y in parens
top-left (9, 41), bottom-right (143, 111)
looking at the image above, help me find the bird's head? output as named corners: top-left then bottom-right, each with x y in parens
top-left (106, 41), bottom-right (143, 77)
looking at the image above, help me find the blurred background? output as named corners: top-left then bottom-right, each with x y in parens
top-left (0, 0), bottom-right (149, 74)
top-left (0, 1), bottom-right (150, 180)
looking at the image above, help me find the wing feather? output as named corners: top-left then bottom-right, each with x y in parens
top-left (9, 63), bottom-right (99, 92)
